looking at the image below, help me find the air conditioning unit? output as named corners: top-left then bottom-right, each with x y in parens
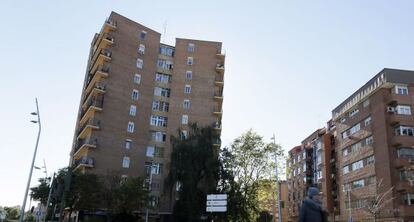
top-left (387, 106), bottom-right (396, 113)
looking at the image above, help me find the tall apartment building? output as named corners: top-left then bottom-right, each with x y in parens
top-left (69, 12), bottom-right (225, 221)
top-left (333, 68), bottom-right (414, 221)
top-left (286, 68), bottom-right (414, 222)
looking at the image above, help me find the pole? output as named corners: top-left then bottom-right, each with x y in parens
top-left (43, 172), bottom-right (55, 222)
top-left (271, 134), bottom-right (282, 222)
top-left (145, 160), bottom-right (154, 222)
top-left (348, 190), bottom-right (352, 222)
top-left (19, 98), bottom-right (41, 222)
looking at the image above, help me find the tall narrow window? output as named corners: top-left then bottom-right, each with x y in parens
top-left (140, 31), bottom-right (147, 40)
top-left (182, 115), bottom-right (189, 125)
top-left (186, 71), bottom-right (192, 80)
top-left (122, 157), bottom-right (130, 168)
top-left (127, 122), bottom-right (134, 133)
top-left (146, 146), bottom-right (155, 157)
top-left (138, 44), bottom-right (145, 55)
top-left (129, 105), bottom-right (137, 116)
top-left (136, 59), bottom-right (143, 69)
top-left (183, 99), bottom-right (190, 109)
top-left (132, 90), bottom-right (139, 100)
top-left (134, 74), bottom-right (141, 84)
top-left (125, 140), bottom-right (132, 149)
top-left (187, 57), bottom-right (193, 66)
top-left (395, 85), bottom-right (409, 95)
top-left (184, 85), bottom-right (191, 94)
top-left (187, 43), bottom-right (195, 52)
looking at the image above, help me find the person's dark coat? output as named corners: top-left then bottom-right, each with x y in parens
top-left (298, 198), bottom-right (327, 222)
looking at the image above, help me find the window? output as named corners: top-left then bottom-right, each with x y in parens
top-left (187, 43), bottom-right (195, 52)
top-left (363, 99), bottom-right (370, 107)
top-left (159, 45), bottom-right (174, 56)
top-left (395, 85), bottom-right (409, 95)
top-left (342, 131), bottom-right (349, 139)
top-left (129, 105), bottom-right (137, 116)
top-left (122, 157), bottom-right (130, 168)
top-left (127, 122), bottom-right (135, 133)
top-left (183, 99), bottom-right (190, 109)
top-left (181, 130), bottom-right (188, 140)
top-left (184, 85), bottom-right (191, 94)
top-left (149, 196), bottom-right (159, 207)
top-left (403, 193), bottom-right (414, 206)
top-left (140, 31), bottom-right (147, 40)
top-left (154, 87), bottom-right (171, 98)
top-left (343, 184), bottom-right (351, 192)
top-left (350, 142), bottom-right (362, 153)
top-left (364, 116), bottom-right (372, 126)
top-left (400, 170), bottom-right (414, 181)
top-left (353, 179), bottom-right (365, 189)
top-left (349, 109), bottom-right (359, 117)
top-left (355, 200), bottom-right (364, 209)
top-left (182, 115), bottom-right (188, 125)
top-left (397, 148), bottom-right (414, 159)
top-left (151, 131), bottom-right (166, 142)
top-left (302, 151), bottom-right (306, 160)
top-left (134, 74), bottom-right (141, 84)
top-left (352, 160), bottom-right (364, 171)
top-left (146, 146), bottom-right (155, 157)
top-left (350, 123), bottom-right (361, 135)
top-left (365, 136), bottom-right (373, 146)
top-left (187, 57), bottom-right (193, 66)
top-left (157, 59), bottom-right (173, 70)
top-left (132, 89), bottom-right (139, 100)
top-left (125, 140), bottom-right (132, 149)
top-left (186, 71), bottom-right (193, 80)
top-left (146, 162), bottom-right (163, 175)
top-left (343, 166), bottom-right (350, 175)
top-left (152, 101), bottom-right (169, 112)
top-left (396, 105), bottom-right (412, 115)
top-left (150, 115), bottom-right (168, 127)
top-left (340, 117), bottom-right (346, 123)
top-left (343, 148), bottom-right (349, 157)
top-left (366, 156), bottom-right (375, 165)
top-left (136, 59), bottom-right (143, 69)
top-left (138, 44), bottom-right (145, 55)
top-left (395, 126), bottom-right (414, 136)
top-left (155, 73), bottom-right (171, 83)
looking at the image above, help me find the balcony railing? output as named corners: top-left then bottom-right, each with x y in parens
top-left (100, 18), bottom-right (117, 34)
top-left (214, 91), bottom-right (223, 99)
top-left (74, 156), bottom-right (94, 169)
top-left (81, 99), bottom-right (103, 115)
top-left (74, 137), bottom-right (98, 154)
top-left (83, 83), bottom-right (106, 105)
top-left (89, 49), bottom-right (112, 74)
top-left (213, 122), bottom-right (222, 130)
top-left (216, 64), bottom-right (225, 74)
top-left (213, 138), bottom-right (221, 146)
top-left (213, 106), bottom-right (222, 115)
top-left (215, 76), bottom-right (224, 85)
top-left (78, 118), bottom-right (101, 136)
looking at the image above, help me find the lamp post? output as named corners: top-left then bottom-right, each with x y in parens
top-left (145, 160), bottom-right (154, 222)
top-left (271, 134), bottom-right (282, 222)
top-left (43, 172), bottom-right (55, 222)
top-left (19, 98), bottom-right (41, 222)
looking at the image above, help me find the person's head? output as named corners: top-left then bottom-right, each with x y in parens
top-left (307, 187), bottom-right (321, 202)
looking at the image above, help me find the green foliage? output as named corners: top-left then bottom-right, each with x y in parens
top-left (110, 177), bottom-right (148, 214)
top-left (65, 173), bottom-right (103, 212)
top-left (30, 177), bottom-right (50, 205)
top-left (216, 129), bottom-right (284, 222)
top-left (3, 206), bottom-right (19, 219)
top-left (168, 123), bottom-right (221, 222)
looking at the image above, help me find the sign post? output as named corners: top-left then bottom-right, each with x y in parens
top-left (206, 194), bottom-right (227, 222)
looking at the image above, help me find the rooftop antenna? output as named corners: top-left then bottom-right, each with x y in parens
top-left (162, 20), bottom-right (167, 44)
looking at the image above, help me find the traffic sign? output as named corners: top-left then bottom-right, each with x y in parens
top-left (206, 206), bottom-right (227, 212)
top-left (207, 201), bottom-right (227, 206)
top-left (35, 211), bottom-right (41, 217)
top-left (207, 194), bottom-right (227, 200)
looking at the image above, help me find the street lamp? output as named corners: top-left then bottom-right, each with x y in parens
top-left (19, 98), bottom-right (41, 222)
top-left (145, 160), bottom-right (154, 222)
top-left (271, 134), bottom-right (282, 222)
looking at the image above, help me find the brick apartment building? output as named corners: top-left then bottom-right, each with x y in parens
top-left (287, 68), bottom-right (414, 221)
top-left (69, 11), bottom-right (225, 221)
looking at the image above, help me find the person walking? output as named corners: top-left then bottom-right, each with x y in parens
top-left (299, 187), bottom-right (327, 222)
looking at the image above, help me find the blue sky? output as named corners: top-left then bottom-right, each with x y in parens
top-left (1, 0), bottom-right (414, 206)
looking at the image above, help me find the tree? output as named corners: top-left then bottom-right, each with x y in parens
top-left (65, 173), bottom-right (103, 215)
top-left (216, 129), bottom-right (284, 222)
top-left (363, 179), bottom-right (395, 222)
top-left (30, 178), bottom-right (50, 205)
top-left (3, 206), bottom-right (20, 220)
top-left (168, 123), bottom-right (221, 222)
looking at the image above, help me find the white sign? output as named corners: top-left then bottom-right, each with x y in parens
top-left (206, 206), bottom-right (227, 212)
top-left (207, 194), bottom-right (227, 200)
top-left (207, 201), bottom-right (227, 206)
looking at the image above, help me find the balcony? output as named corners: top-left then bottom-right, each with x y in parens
top-left (216, 52), bottom-right (225, 60)
top-left (73, 137), bottom-right (98, 158)
top-left (79, 99), bottom-right (104, 126)
top-left (213, 138), bottom-right (221, 147)
top-left (91, 33), bottom-right (114, 57)
top-left (215, 76), bottom-right (224, 86)
top-left (77, 118), bottom-right (101, 140)
top-left (101, 18), bottom-right (117, 33)
top-left (73, 156), bottom-right (94, 172)
top-left (214, 91), bottom-right (223, 100)
top-left (215, 64), bottom-right (225, 74)
top-left (89, 49), bottom-right (112, 75)
top-left (213, 122), bottom-right (222, 131)
top-left (85, 65), bottom-right (109, 95)
top-left (213, 106), bottom-right (222, 115)
top-left (82, 83), bottom-right (106, 109)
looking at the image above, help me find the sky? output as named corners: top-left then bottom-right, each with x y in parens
top-left (1, 0), bottom-right (414, 207)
